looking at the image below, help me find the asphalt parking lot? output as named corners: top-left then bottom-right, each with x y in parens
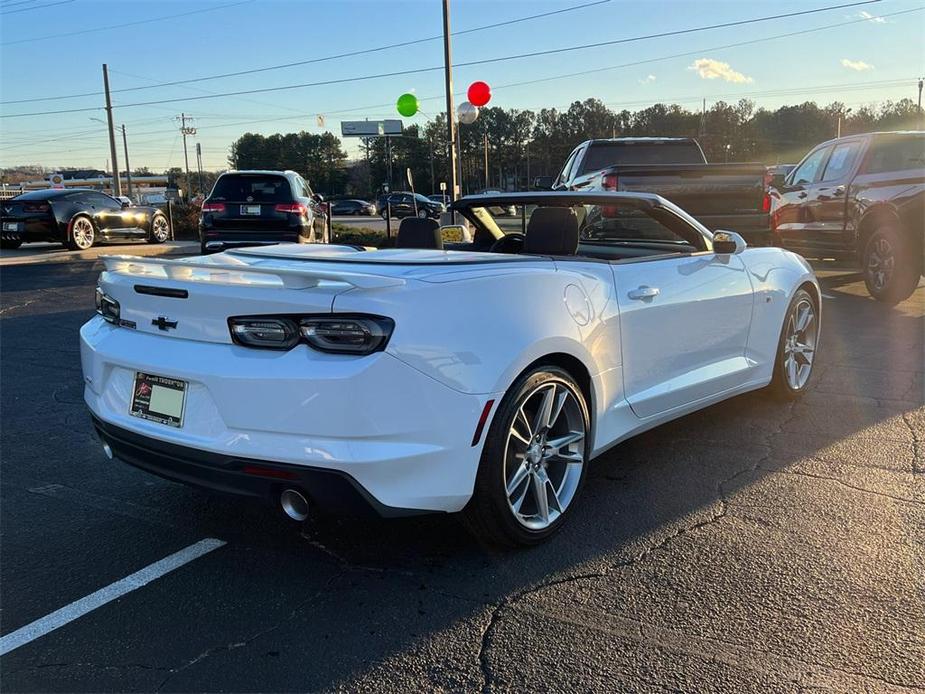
top-left (1, 255), bottom-right (922, 692)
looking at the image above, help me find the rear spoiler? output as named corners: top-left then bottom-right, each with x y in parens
top-left (100, 255), bottom-right (405, 290)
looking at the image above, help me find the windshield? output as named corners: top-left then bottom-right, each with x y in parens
top-left (466, 202), bottom-right (691, 245)
top-left (209, 174), bottom-right (291, 202)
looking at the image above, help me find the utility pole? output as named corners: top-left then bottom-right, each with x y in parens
top-left (442, 0), bottom-right (459, 204)
top-left (196, 142), bottom-right (204, 195)
top-left (483, 133), bottom-right (489, 189)
top-left (177, 113), bottom-right (196, 201)
top-left (102, 64), bottom-right (122, 196)
top-left (121, 125), bottom-right (132, 199)
top-left (918, 77), bottom-right (924, 128)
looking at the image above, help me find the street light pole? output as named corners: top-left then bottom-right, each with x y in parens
top-left (101, 64), bottom-right (122, 196)
top-left (121, 125), bottom-right (132, 199)
top-left (918, 78), bottom-right (923, 128)
top-left (442, 0), bottom-right (458, 204)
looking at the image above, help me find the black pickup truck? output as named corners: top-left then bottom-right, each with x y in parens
top-left (536, 137), bottom-right (770, 243)
top-left (770, 131), bottom-right (924, 304)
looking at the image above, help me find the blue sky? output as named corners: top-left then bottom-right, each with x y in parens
top-left (1, 0), bottom-right (922, 171)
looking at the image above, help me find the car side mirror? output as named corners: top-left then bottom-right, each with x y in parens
top-left (533, 176), bottom-right (554, 191)
top-left (713, 230), bottom-right (747, 255)
top-left (121, 201), bottom-right (131, 208)
top-left (313, 193), bottom-right (324, 203)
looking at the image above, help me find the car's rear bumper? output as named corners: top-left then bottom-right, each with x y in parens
top-left (0, 217), bottom-right (61, 243)
top-left (80, 317), bottom-right (495, 514)
top-left (91, 414), bottom-right (420, 517)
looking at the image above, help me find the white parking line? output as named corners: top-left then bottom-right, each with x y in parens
top-left (0, 538), bottom-right (225, 657)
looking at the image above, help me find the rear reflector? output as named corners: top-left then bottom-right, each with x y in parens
top-left (201, 202), bottom-right (225, 213)
top-left (471, 399), bottom-right (496, 447)
top-left (242, 465), bottom-right (299, 480)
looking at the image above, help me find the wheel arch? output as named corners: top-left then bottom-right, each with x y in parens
top-left (856, 205), bottom-right (901, 261)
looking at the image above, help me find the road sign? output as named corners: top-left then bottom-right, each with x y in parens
top-left (341, 120), bottom-right (403, 137)
top-left (439, 181), bottom-right (447, 191)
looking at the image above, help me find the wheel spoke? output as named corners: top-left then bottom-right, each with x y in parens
top-left (787, 356), bottom-right (799, 386)
top-left (532, 384), bottom-right (557, 434)
top-left (510, 476), bottom-right (530, 514)
top-left (538, 469), bottom-right (562, 513)
top-left (512, 407), bottom-right (533, 444)
top-left (506, 462), bottom-right (530, 498)
top-left (795, 304), bottom-right (812, 333)
top-left (545, 431), bottom-right (584, 457)
top-left (532, 470), bottom-right (549, 522)
top-left (794, 351), bottom-right (811, 367)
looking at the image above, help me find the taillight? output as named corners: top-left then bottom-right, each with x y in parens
top-left (274, 203), bottom-right (308, 216)
top-left (299, 316), bottom-right (393, 354)
top-left (23, 202), bottom-right (50, 213)
top-left (601, 173), bottom-right (619, 191)
top-left (201, 202), bottom-right (225, 213)
top-left (228, 314), bottom-right (394, 354)
top-left (762, 192), bottom-right (771, 213)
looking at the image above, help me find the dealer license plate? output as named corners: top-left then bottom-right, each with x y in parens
top-left (130, 372), bottom-right (187, 428)
top-left (2, 222), bottom-right (20, 232)
top-left (241, 205), bottom-right (261, 215)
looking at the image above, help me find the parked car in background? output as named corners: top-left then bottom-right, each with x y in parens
top-left (113, 195), bottom-right (135, 207)
top-left (0, 188), bottom-right (170, 250)
top-left (475, 189), bottom-right (516, 216)
top-left (538, 137), bottom-right (771, 244)
top-left (765, 164), bottom-right (796, 188)
top-left (428, 193), bottom-right (450, 206)
top-left (331, 199), bottom-right (376, 216)
top-left (770, 131), bottom-right (924, 304)
top-left (198, 170), bottom-right (328, 254)
top-left (377, 192), bottom-right (444, 219)
top-left (82, 190), bottom-right (819, 546)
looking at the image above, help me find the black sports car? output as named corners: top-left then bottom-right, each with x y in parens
top-left (0, 188), bottom-right (170, 250)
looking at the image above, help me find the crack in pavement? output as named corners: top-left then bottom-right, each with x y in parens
top-left (154, 571), bottom-right (345, 692)
top-left (901, 411), bottom-right (924, 474)
top-left (760, 466), bottom-right (923, 506)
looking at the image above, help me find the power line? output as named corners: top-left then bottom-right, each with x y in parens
top-left (0, 0), bottom-right (253, 46)
top-left (0, 0), bottom-right (72, 15)
top-left (9, 2), bottom-right (914, 121)
top-left (0, 0), bottom-right (611, 105)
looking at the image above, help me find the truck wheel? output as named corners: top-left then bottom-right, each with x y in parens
top-left (863, 225), bottom-right (921, 305)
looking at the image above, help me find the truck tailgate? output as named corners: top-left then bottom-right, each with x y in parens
top-left (613, 163), bottom-right (767, 217)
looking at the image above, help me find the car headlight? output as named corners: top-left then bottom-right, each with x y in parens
top-left (228, 314), bottom-right (393, 354)
top-left (95, 287), bottom-right (120, 324)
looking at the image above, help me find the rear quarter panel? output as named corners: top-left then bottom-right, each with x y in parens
top-left (331, 259), bottom-right (621, 399)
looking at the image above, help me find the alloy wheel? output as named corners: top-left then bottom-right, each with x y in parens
top-left (782, 297), bottom-right (818, 390)
top-left (71, 217), bottom-right (94, 250)
top-left (152, 215), bottom-right (169, 242)
top-left (866, 236), bottom-right (894, 292)
top-left (503, 381), bottom-right (585, 530)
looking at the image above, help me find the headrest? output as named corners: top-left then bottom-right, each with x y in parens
top-left (523, 207), bottom-right (579, 256)
top-left (396, 217), bottom-right (443, 250)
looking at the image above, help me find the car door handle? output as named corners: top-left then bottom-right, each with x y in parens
top-left (797, 192), bottom-right (808, 199)
top-left (628, 286), bottom-right (660, 300)
top-left (833, 186), bottom-right (845, 196)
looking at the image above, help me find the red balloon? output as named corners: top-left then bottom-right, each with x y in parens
top-left (468, 81), bottom-right (491, 107)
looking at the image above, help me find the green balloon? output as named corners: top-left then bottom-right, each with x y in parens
top-left (396, 93), bottom-right (418, 118)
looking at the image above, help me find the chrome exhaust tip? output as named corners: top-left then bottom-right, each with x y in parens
top-left (102, 443), bottom-right (113, 460)
top-left (280, 488), bottom-right (310, 522)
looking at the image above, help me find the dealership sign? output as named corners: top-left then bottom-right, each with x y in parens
top-left (340, 120), bottom-right (403, 137)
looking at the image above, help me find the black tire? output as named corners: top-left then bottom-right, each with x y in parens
top-left (67, 215), bottom-right (95, 251)
top-left (862, 225), bottom-right (921, 305)
top-left (462, 366), bottom-right (590, 547)
top-left (0, 239), bottom-right (22, 249)
top-left (768, 288), bottom-right (819, 400)
top-left (147, 212), bottom-right (170, 244)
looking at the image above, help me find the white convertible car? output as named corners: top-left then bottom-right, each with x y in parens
top-left (81, 192), bottom-right (820, 546)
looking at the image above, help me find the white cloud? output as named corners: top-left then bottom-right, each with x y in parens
top-left (638, 74), bottom-right (656, 84)
top-left (853, 10), bottom-right (887, 23)
top-left (687, 58), bottom-right (753, 84)
top-left (841, 58), bottom-right (874, 71)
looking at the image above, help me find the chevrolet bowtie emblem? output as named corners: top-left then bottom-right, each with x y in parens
top-left (152, 316), bottom-right (178, 331)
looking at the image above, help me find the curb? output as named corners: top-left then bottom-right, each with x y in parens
top-left (0, 242), bottom-right (199, 268)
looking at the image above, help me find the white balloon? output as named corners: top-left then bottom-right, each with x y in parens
top-left (457, 101), bottom-right (479, 125)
